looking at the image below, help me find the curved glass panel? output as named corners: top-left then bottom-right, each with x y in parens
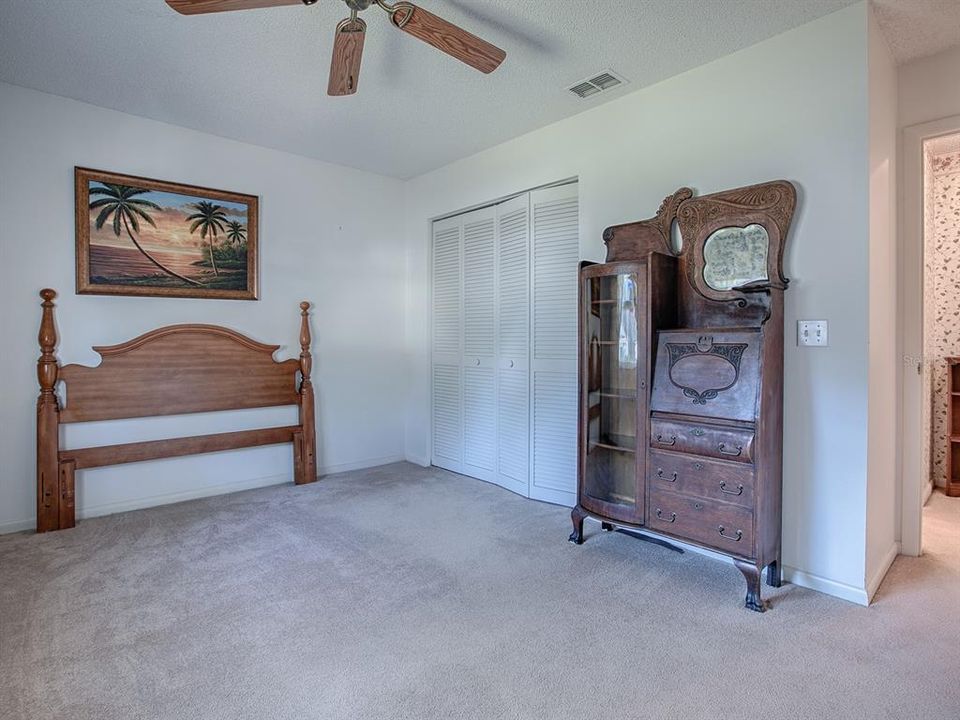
top-left (702, 224), bottom-right (769, 291)
top-left (583, 272), bottom-right (638, 508)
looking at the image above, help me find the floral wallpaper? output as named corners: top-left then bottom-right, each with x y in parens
top-left (925, 146), bottom-right (960, 487)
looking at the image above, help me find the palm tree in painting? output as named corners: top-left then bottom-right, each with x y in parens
top-left (225, 220), bottom-right (246, 246)
top-left (186, 201), bottom-right (228, 276)
top-left (89, 184), bottom-right (203, 286)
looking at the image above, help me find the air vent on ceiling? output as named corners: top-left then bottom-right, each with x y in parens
top-left (567, 69), bottom-right (627, 99)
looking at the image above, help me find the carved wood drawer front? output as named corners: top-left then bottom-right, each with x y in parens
top-left (648, 486), bottom-right (755, 556)
top-left (649, 450), bottom-right (755, 509)
top-left (650, 419), bottom-right (754, 464)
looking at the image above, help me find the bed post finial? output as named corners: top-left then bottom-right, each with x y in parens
top-left (296, 301), bottom-right (317, 485)
top-left (37, 288), bottom-right (64, 532)
top-left (38, 289), bottom-right (58, 389)
top-left (299, 301), bottom-right (312, 384)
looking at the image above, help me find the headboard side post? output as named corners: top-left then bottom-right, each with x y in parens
top-left (296, 301), bottom-right (318, 484)
top-left (36, 288), bottom-right (62, 532)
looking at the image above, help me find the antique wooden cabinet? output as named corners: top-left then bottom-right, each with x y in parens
top-left (569, 181), bottom-right (797, 612)
top-left (948, 358), bottom-right (960, 497)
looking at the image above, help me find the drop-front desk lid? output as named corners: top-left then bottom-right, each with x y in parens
top-left (651, 329), bottom-right (761, 423)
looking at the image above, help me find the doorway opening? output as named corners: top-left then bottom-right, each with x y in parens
top-left (921, 133), bottom-right (960, 554)
top-left (903, 121), bottom-right (960, 558)
top-left (921, 133), bottom-right (960, 505)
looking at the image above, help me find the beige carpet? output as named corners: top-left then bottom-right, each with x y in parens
top-left (1, 462), bottom-right (958, 719)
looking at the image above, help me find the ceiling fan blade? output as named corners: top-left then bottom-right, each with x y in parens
top-left (166, 0), bottom-right (303, 15)
top-left (390, 3), bottom-right (505, 74)
top-left (328, 17), bottom-right (366, 96)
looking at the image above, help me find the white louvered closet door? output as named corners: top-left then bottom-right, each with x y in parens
top-left (495, 194), bottom-right (530, 495)
top-left (431, 182), bottom-right (579, 505)
top-left (431, 215), bottom-right (463, 473)
top-left (529, 184), bottom-right (580, 505)
top-left (461, 206), bottom-right (498, 482)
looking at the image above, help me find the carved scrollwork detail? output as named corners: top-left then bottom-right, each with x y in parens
top-left (602, 187), bottom-right (693, 259)
top-left (666, 337), bottom-right (747, 405)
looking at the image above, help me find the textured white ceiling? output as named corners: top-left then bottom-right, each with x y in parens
top-left (872, 0), bottom-right (960, 65)
top-left (0, 0), bottom-right (862, 178)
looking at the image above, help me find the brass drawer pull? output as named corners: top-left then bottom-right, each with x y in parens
top-left (719, 481), bottom-right (744, 496)
top-left (717, 525), bottom-right (743, 541)
top-left (656, 468), bottom-right (677, 483)
top-left (718, 443), bottom-right (743, 457)
top-left (656, 434), bottom-right (677, 447)
top-left (655, 508), bottom-right (677, 523)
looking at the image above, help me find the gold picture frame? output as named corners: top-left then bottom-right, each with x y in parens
top-left (75, 167), bottom-right (259, 300)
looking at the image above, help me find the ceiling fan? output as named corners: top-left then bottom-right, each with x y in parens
top-left (166, 0), bottom-right (506, 96)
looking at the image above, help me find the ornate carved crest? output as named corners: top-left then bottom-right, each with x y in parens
top-left (602, 187), bottom-right (693, 261)
top-left (676, 180), bottom-right (796, 309)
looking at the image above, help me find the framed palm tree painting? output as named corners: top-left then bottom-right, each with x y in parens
top-left (75, 167), bottom-right (259, 300)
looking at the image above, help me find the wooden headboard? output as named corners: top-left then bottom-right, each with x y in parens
top-left (36, 289), bottom-right (317, 532)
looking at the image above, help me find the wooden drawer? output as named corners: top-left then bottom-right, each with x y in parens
top-left (648, 450), bottom-right (755, 509)
top-left (650, 418), bottom-right (754, 464)
top-left (648, 486), bottom-right (755, 556)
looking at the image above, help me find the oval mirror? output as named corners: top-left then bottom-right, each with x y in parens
top-left (702, 224), bottom-right (769, 291)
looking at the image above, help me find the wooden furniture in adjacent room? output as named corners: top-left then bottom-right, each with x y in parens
top-left (948, 357), bottom-right (960, 497)
top-left (570, 181), bottom-right (797, 611)
top-left (35, 289), bottom-right (318, 532)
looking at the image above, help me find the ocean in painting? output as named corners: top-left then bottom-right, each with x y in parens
top-left (86, 181), bottom-right (250, 291)
top-left (88, 244), bottom-right (245, 289)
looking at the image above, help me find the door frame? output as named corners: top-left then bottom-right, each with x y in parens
top-left (900, 114), bottom-right (960, 556)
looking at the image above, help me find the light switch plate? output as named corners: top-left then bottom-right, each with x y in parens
top-left (798, 320), bottom-right (828, 347)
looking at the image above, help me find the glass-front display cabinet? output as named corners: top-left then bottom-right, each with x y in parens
top-left (578, 261), bottom-right (647, 526)
top-left (569, 182), bottom-right (798, 612)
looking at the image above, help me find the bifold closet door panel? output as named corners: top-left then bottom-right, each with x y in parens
top-left (461, 206), bottom-right (498, 481)
top-left (431, 215), bottom-right (463, 472)
top-left (496, 194), bottom-right (530, 494)
top-left (530, 183), bottom-right (580, 505)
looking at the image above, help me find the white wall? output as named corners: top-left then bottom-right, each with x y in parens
top-left (865, 7), bottom-right (899, 600)
top-left (899, 44), bottom-right (960, 129)
top-left (403, 4), bottom-right (874, 603)
top-left (0, 82), bottom-right (407, 533)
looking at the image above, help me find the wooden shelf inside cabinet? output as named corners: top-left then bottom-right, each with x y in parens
top-left (598, 389), bottom-right (637, 400)
top-left (590, 441), bottom-right (637, 454)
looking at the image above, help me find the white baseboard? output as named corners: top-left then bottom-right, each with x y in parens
top-left (866, 542), bottom-right (901, 602)
top-left (78, 472), bottom-right (293, 521)
top-left (579, 530), bottom-right (871, 607)
top-left (404, 453), bottom-right (430, 467)
top-left (782, 565), bottom-right (869, 606)
top-left (0, 454), bottom-right (405, 535)
top-left (923, 480), bottom-right (934, 505)
top-left (320, 454), bottom-right (405, 476)
top-left (0, 518), bottom-right (35, 535)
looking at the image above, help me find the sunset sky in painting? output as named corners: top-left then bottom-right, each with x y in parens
top-left (88, 183), bottom-right (248, 256)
